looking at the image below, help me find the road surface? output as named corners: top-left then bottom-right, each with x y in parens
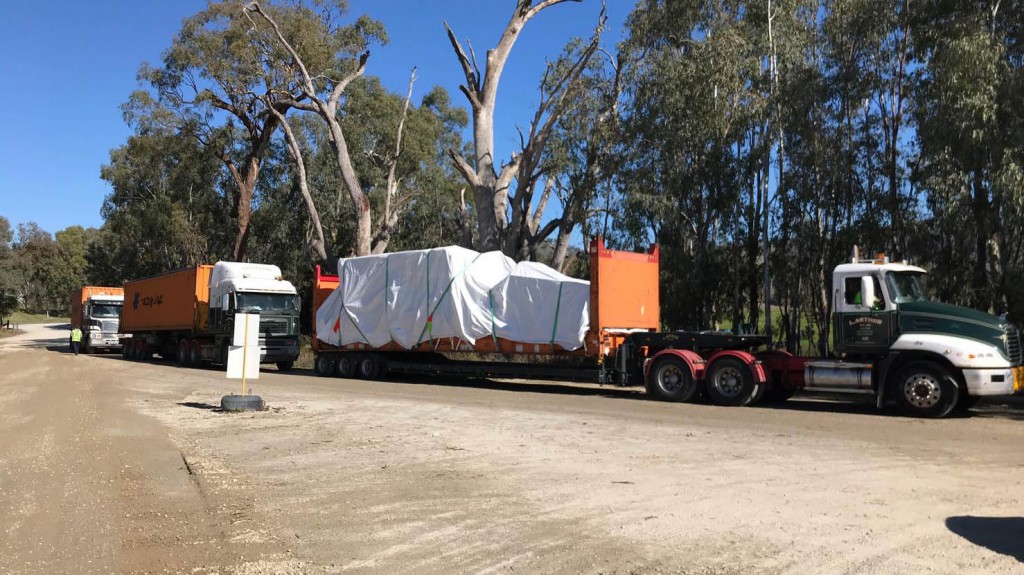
top-left (1, 324), bottom-right (1023, 574)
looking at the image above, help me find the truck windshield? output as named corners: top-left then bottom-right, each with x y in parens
top-left (91, 304), bottom-right (122, 318)
top-left (885, 272), bottom-right (929, 303)
top-left (236, 292), bottom-right (299, 313)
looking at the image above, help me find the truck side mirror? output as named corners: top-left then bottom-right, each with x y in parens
top-left (222, 293), bottom-right (231, 311)
top-left (861, 276), bottom-right (877, 309)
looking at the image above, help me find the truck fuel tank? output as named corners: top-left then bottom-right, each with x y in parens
top-left (804, 360), bottom-right (873, 393)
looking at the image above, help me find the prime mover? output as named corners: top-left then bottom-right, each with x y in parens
top-left (121, 262), bottom-right (301, 370)
top-left (70, 286), bottom-right (126, 354)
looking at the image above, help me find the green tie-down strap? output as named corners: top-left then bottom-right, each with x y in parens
top-left (550, 282), bottom-right (564, 347)
top-left (415, 252), bottom-right (483, 346)
top-left (489, 291), bottom-right (499, 351)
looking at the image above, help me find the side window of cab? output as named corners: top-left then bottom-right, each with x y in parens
top-left (843, 275), bottom-right (885, 310)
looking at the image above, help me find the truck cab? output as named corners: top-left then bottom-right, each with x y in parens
top-left (71, 288), bottom-right (126, 354)
top-left (208, 262), bottom-right (301, 369)
top-left (807, 254), bottom-right (1024, 416)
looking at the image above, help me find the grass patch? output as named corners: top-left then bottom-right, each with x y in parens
top-left (0, 328), bottom-right (23, 339)
top-left (7, 311), bottom-right (70, 325)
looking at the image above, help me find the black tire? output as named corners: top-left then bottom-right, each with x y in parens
top-left (336, 354), bottom-right (355, 378)
top-left (645, 356), bottom-right (698, 402)
top-left (220, 394), bottom-right (265, 412)
top-left (177, 340), bottom-right (189, 367)
top-left (314, 354), bottom-right (335, 377)
top-left (276, 361), bottom-right (294, 372)
top-left (705, 357), bottom-right (759, 407)
top-left (188, 341), bottom-right (202, 367)
top-left (893, 362), bottom-right (959, 418)
top-left (356, 354), bottom-right (381, 380)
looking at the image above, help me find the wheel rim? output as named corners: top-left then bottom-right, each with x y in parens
top-left (360, 358), bottom-right (374, 378)
top-left (712, 366), bottom-right (745, 398)
top-left (656, 364), bottom-right (686, 394)
top-left (338, 357), bottom-right (351, 377)
top-left (903, 372), bottom-right (942, 408)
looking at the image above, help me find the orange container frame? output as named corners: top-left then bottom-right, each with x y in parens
top-left (311, 238), bottom-right (661, 359)
top-left (121, 265), bottom-right (213, 334)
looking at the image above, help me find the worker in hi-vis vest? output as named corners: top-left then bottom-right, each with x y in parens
top-left (70, 327), bottom-right (83, 356)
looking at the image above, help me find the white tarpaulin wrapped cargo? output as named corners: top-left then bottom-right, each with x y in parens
top-left (315, 246), bottom-right (591, 351)
top-left (488, 262), bottom-right (590, 351)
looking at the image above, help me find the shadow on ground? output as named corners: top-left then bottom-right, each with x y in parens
top-left (177, 401), bottom-right (222, 411)
top-left (946, 516), bottom-right (1024, 562)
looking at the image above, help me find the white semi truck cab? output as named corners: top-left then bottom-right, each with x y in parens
top-left (781, 253), bottom-right (1024, 417)
top-left (208, 262), bottom-right (301, 368)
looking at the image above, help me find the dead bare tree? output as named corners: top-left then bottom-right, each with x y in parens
top-left (444, 0), bottom-right (605, 257)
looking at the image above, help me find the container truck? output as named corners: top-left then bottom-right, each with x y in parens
top-left (121, 262), bottom-right (301, 370)
top-left (70, 286), bottom-right (126, 354)
top-left (310, 239), bottom-right (1023, 418)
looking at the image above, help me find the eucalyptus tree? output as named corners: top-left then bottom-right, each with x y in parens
top-left (244, 0), bottom-right (391, 257)
top-left (444, 0), bottom-right (605, 257)
top-left (912, 0), bottom-right (1024, 313)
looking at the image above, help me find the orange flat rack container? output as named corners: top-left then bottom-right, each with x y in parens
top-left (121, 265), bottom-right (213, 334)
top-left (312, 238), bottom-right (661, 359)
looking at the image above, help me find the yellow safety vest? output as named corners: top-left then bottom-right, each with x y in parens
top-left (71, 328), bottom-right (83, 342)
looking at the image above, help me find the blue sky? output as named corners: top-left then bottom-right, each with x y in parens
top-left (0, 0), bottom-right (625, 237)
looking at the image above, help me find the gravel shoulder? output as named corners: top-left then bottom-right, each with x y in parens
top-left (2, 324), bottom-right (1023, 574)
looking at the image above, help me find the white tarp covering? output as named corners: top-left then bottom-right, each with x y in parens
top-left (316, 246), bottom-right (591, 351)
top-left (488, 262), bottom-right (590, 351)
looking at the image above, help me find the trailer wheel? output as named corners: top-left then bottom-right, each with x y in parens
top-left (893, 362), bottom-right (959, 418)
top-left (705, 357), bottom-right (758, 406)
top-left (646, 356), bottom-right (698, 402)
top-left (356, 355), bottom-right (381, 380)
top-left (276, 361), bottom-right (294, 372)
top-left (314, 355), bottom-right (335, 377)
top-left (336, 355), bottom-right (355, 378)
top-left (176, 340), bottom-right (189, 367)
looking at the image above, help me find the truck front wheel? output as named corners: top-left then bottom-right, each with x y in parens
top-left (705, 357), bottom-right (759, 407)
top-left (646, 356), bottom-right (697, 402)
top-left (893, 362), bottom-right (959, 418)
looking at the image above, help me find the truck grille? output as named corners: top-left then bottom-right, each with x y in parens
top-left (1006, 324), bottom-right (1022, 366)
top-left (261, 318), bottom-right (289, 337)
top-left (101, 320), bottom-right (119, 334)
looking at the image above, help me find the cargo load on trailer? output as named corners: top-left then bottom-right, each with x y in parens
top-left (315, 246), bottom-right (590, 352)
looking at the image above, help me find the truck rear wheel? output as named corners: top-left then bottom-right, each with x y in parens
top-left (645, 356), bottom-right (697, 402)
top-left (893, 362), bottom-right (959, 418)
top-left (176, 340), bottom-right (189, 367)
top-left (188, 340), bottom-right (202, 367)
top-left (705, 357), bottom-right (758, 406)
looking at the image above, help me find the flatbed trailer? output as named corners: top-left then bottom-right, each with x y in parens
top-left (311, 239), bottom-right (774, 406)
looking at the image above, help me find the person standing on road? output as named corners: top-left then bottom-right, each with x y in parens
top-left (70, 327), bottom-right (83, 356)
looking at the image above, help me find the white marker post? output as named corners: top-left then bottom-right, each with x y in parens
top-left (222, 313), bottom-right (264, 411)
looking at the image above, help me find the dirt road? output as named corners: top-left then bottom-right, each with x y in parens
top-left (2, 324), bottom-right (1023, 574)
